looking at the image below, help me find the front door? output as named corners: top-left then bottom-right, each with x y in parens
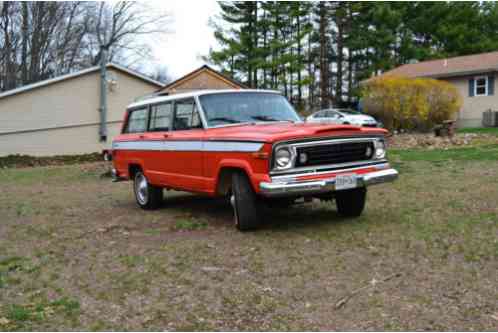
top-left (162, 98), bottom-right (206, 192)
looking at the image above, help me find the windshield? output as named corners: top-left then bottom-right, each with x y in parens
top-left (199, 92), bottom-right (301, 127)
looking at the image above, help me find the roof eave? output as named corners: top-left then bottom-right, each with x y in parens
top-left (0, 63), bottom-right (164, 101)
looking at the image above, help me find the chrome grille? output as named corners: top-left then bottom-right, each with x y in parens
top-left (295, 141), bottom-right (374, 167)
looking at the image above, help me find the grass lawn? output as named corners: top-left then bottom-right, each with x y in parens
top-left (0, 145), bottom-right (497, 330)
top-left (457, 127), bottom-right (498, 136)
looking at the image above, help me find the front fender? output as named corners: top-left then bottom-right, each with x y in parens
top-left (215, 158), bottom-right (271, 194)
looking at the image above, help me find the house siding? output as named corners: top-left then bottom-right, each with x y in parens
top-left (446, 75), bottom-right (498, 128)
top-left (0, 69), bottom-right (159, 156)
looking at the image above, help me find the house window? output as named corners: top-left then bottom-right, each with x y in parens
top-left (475, 76), bottom-right (488, 96)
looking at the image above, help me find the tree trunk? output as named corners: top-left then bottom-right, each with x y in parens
top-left (336, 16), bottom-right (344, 105)
top-left (318, 2), bottom-right (330, 109)
top-left (21, 2), bottom-right (29, 84)
top-left (296, 10), bottom-right (302, 109)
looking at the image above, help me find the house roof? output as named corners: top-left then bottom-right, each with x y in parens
top-left (380, 50), bottom-right (498, 79)
top-left (0, 63), bottom-right (164, 101)
top-left (157, 65), bottom-right (248, 94)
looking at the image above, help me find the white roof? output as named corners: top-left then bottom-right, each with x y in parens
top-left (0, 63), bottom-right (164, 100)
top-left (127, 89), bottom-right (282, 109)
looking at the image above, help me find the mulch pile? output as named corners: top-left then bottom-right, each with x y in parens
top-left (387, 132), bottom-right (498, 149)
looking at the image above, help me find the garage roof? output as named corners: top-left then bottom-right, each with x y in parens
top-left (0, 63), bottom-right (164, 100)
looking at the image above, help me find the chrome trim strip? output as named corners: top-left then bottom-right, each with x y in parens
top-left (111, 140), bottom-right (263, 152)
top-left (270, 159), bottom-right (389, 176)
top-left (204, 141), bottom-right (263, 152)
top-left (260, 168), bottom-right (399, 198)
top-left (271, 162), bottom-right (390, 181)
top-left (289, 137), bottom-right (380, 148)
top-left (273, 134), bottom-right (385, 147)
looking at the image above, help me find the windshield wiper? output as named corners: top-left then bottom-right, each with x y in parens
top-left (251, 115), bottom-right (294, 123)
top-left (208, 117), bottom-right (240, 124)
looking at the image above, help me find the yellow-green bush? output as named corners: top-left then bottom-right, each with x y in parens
top-left (361, 76), bottom-right (462, 131)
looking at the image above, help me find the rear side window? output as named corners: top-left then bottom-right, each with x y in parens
top-left (173, 99), bottom-right (202, 130)
top-left (124, 108), bottom-right (148, 133)
top-left (150, 102), bottom-right (173, 131)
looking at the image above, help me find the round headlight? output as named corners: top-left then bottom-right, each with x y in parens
top-left (275, 147), bottom-right (292, 169)
top-left (374, 140), bottom-right (386, 159)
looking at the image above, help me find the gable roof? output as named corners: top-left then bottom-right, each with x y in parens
top-left (380, 50), bottom-right (498, 79)
top-left (158, 65), bottom-right (247, 94)
top-left (0, 63), bottom-right (164, 101)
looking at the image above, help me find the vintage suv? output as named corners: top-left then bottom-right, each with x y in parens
top-left (111, 90), bottom-right (398, 230)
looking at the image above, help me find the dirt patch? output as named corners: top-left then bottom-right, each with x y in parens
top-left (387, 132), bottom-right (498, 149)
top-left (0, 158), bottom-right (497, 330)
top-left (0, 153), bottom-right (104, 169)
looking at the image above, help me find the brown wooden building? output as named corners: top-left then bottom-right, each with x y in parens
top-left (157, 65), bottom-right (247, 95)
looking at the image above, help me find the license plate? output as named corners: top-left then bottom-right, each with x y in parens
top-left (335, 174), bottom-right (357, 190)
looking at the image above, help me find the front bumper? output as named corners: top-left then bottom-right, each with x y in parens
top-left (259, 168), bottom-right (398, 197)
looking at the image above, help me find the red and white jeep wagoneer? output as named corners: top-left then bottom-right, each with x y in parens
top-left (111, 90), bottom-right (398, 230)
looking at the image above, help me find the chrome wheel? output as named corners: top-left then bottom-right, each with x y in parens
top-left (135, 173), bottom-right (149, 205)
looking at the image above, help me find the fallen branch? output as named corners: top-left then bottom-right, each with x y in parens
top-left (335, 272), bottom-right (403, 309)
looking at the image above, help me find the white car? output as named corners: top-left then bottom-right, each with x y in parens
top-left (306, 108), bottom-right (379, 127)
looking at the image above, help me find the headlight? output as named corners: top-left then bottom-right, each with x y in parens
top-left (374, 139), bottom-right (386, 159)
top-left (274, 147), bottom-right (293, 170)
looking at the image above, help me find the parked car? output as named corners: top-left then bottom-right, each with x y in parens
top-left (306, 108), bottom-right (380, 127)
top-left (111, 90), bottom-right (398, 230)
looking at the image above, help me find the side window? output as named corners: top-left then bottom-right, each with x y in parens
top-left (124, 108), bottom-right (148, 133)
top-left (315, 111), bottom-right (324, 118)
top-left (173, 99), bottom-right (203, 130)
top-left (150, 102), bottom-right (173, 131)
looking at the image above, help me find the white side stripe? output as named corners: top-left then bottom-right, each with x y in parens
top-left (112, 140), bottom-right (263, 152)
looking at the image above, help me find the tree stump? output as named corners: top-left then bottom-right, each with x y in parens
top-left (434, 120), bottom-right (456, 137)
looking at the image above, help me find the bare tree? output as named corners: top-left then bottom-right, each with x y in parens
top-left (0, 1), bottom-right (172, 92)
top-left (151, 64), bottom-right (172, 84)
top-left (88, 2), bottom-right (172, 67)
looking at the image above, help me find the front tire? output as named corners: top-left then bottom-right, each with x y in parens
top-left (134, 171), bottom-right (162, 210)
top-left (335, 187), bottom-right (366, 217)
top-left (231, 172), bottom-right (260, 231)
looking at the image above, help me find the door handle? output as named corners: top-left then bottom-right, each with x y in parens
top-left (139, 135), bottom-right (145, 139)
top-left (163, 133), bottom-right (169, 138)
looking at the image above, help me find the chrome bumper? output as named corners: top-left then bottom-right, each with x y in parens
top-left (259, 168), bottom-right (398, 198)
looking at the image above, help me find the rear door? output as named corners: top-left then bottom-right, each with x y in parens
top-left (142, 101), bottom-right (174, 184)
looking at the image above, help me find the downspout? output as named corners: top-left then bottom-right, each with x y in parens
top-left (99, 46), bottom-right (108, 142)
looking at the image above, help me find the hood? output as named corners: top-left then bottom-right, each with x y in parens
top-left (206, 122), bottom-right (387, 143)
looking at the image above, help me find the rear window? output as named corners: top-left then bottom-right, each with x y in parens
top-left (124, 108), bottom-right (148, 133)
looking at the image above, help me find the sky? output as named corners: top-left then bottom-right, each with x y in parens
top-left (148, 0), bottom-right (221, 81)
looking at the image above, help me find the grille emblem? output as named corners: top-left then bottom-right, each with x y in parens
top-left (365, 146), bottom-right (373, 158)
top-left (299, 152), bottom-right (308, 164)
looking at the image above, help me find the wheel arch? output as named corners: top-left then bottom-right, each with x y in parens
top-left (215, 159), bottom-right (257, 196)
top-left (128, 163), bottom-right (143, 180)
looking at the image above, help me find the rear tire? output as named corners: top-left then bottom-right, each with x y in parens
top-left (335, 187), bottom-right (366, 217)
top-left (231, 172), bottom-right (260, 231)
top-left (134, 171), bottom-right (162, 210)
